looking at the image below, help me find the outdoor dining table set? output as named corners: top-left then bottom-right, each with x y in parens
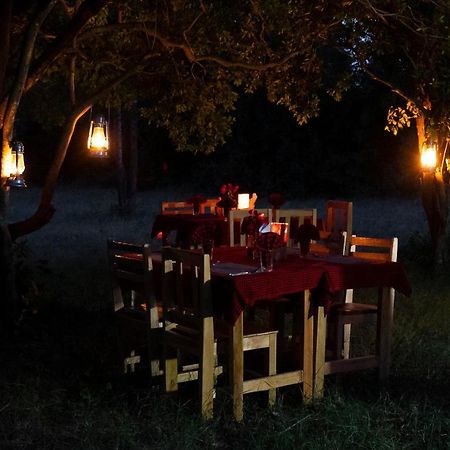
top-left (109, 204), bottom-right (411, 421)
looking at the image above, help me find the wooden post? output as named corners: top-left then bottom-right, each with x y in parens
top-left (313, 305), bottom-right (326, 398)
top-left (378, 287), bottom-right (395, 381)
top-left (302, 290), bottom-right (314, 401)
top-left (231, 308), bottom-right (244, 422)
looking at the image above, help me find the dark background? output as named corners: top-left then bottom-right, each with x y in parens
top-left (23, 80), bottom-right (419, 200)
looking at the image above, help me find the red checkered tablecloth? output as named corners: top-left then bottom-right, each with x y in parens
top-left (211, 247), bottom-right (411, 324)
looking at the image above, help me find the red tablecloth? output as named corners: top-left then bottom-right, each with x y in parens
top-left (211, 247), bottom-right (411, 324)
top-left (151, 214), bottom-right (228, 247)
top-left (131, 246), bottom-right (411, 325)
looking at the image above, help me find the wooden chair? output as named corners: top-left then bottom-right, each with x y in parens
top-left (162, 247), bottom-right (278, 420)
top-left (310, 230), bottom-right (347, 255)
top-left (276, 208), bottom-right (317, 247)
top-left (199, 198), bottom-right (218, 214)
top-left (161, 201), bottom-right (194, 215)
top-left (229, 208), bottom-right (272, 247)
top-left (107, 239), bottom-right (161, 377)
top-left (328, 235), bottom-right (398, 364)
top-left (324, 200), bottom-right (353, 255)
top-left (267, 230), bottom-right (347, 351)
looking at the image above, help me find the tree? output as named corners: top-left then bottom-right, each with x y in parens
top-left (0, 1), bottom-right (351, 327)
top-left (343, 0), bottom-right (450, 264)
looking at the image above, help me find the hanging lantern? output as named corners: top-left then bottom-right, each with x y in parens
top-left (6, 141), bottom-right (26, 188)
top-left (87, 115), bottom-right (109, 158)
top-left (420, 139), bottom-right (437, 173)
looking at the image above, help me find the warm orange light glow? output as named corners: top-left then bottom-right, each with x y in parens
top-left (2, 150), bottom-right (13, 178)
top-left (6, 141), bottom-right (26, 187)
top-left (14, 153), bottom-right (25, 175)
top-left (270, 222), bottom-right (289, 244)
top-left (90, 125), bottom-right (108, 149)
top-left (87, 116), bottom-right (109, 157)
top-left (421, 141), bottom-right (437, 172)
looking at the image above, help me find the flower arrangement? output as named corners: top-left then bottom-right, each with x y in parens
top-left (216, 183), bottom-right (239, 215)
top-left (296, 221), bottom-right (320, 256)
top-left (191, 224), bottom-right (216, 256)
top-left (240, 209), bottom-right (266, 236)
top-left (186, 194), bottom-right (207, 214)
top-left (256, 231), bottom-right (285, 251)
top-left (296, 222), bottom-right (320, 242)
top-left (240, 209), bottom-right (266, 258)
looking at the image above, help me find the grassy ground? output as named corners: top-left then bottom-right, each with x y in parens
top-left (2, 184), bottom-right (450, 449)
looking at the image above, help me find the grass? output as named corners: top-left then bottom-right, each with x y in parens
top-left (2, 183), bottom-right (450, 449)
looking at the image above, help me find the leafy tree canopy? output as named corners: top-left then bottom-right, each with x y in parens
top-left (8, 0), bottom-right (354, 154)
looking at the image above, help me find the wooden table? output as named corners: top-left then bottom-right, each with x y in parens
top-left (149, 246), bottom-right (411, 421)
top-left (210, 247), bottom-right (411, 421)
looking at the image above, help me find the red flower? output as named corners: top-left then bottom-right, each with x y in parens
top-left (256, 232), bottom-right (285, 250)
top-left (217, 183), bottom-right (239, 211)
top-left (241, 210), bottom-right (267, 235)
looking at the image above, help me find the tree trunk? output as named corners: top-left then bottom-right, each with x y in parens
top-left (421, 172), bottom-right (449, 265)
top-left (127, 104), bottom-right (138, 212)
top-left (0, 187), bottom-right (17, 333)
top-left (114, 106), bottom-right (127, 214)
top-left (417, 115), bottom-right (449, 265)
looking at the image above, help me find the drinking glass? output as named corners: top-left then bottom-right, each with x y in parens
top-left (259, 249), bottom-right (274, 272)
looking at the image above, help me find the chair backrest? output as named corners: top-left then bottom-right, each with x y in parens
top-left (310, 231), bottom-right (347, 255)
top-left (325, 200), bottom-right (352, 254)
top-left (277, 208), bottom-right (317, 247)
top-left (349, 235), bottom-right (398, 262)
top-left (161, 201), bottom-right (194, 215)
top-left (107, 240), bottom-right (157, 326)
top-left (162, 247), bottom-right (213, 324)
top-left (229, 208), bottom-right (272, 246)
top-left (199, 198), bottom-right (218, 215)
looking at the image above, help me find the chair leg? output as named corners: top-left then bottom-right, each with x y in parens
top-left (124, 350), bottom-right (140, 373)
top-left (268, 333), bottom-right (277, 407)
top-left (164, 353), bottom-right (178, 392)
top-left (199, 359), bottom-right (215, 420)
top-left (342, 323), bottom-right (352, 359)
top-left (334, 317), bottom-right (344, 360)
top-left (200, 318), bottom-right (215, 420)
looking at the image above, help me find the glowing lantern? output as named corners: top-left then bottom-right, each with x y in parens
top-left (237, 193), bottom-right (250, 209)
top-left (6, 141), bottom-right (26, 188)
top-left (87, 115), bottom-right (109, 157)
top-left (421, 140), bottom-right (437, 172)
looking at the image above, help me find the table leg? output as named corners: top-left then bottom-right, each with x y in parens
top-left (302, 290), bottom-right (314, 402)
top-left (231, 309), bottom-right (244, 422)
top-left (313, 305), bottom-right (326, 398)
top-left (378, 287), bottom-right (395, 381)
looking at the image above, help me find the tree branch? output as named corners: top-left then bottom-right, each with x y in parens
top-left (2, 0), bottom-right (58, 180)
top-left (24, 0), bottom-right (111, 94)
top-left (8, 52), bottom-right (158, 239)
top-left (79, 23), bottom-right (301, 71)
top-left (0, 0), bottom-right (13, 98)
top-left (363, 66), bottom-right (416, 105)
